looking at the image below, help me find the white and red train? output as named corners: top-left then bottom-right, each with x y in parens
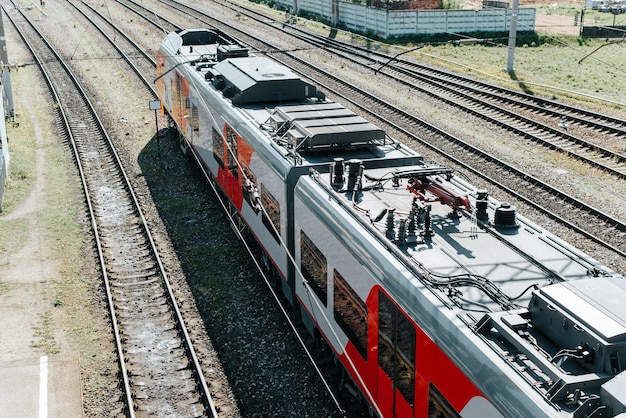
top-left (156, 29), bottom-right (626, 417)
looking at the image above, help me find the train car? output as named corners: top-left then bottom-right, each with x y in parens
top-left (156, 29), bottom-right (626, 417)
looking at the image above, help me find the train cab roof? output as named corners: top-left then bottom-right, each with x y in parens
top-left (158, 30), bottom-right (422, 169)
top-left (211, 57), bottom-right (318, 105)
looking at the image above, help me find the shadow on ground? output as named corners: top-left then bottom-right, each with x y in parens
top-left (136, 130), bottom-right (349, 417)
top-left (508, 70), bottom-right (535, 96)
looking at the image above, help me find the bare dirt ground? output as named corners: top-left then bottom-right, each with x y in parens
top-left (0, 48), bottom-right (86, 417)
top-left (465, 0), bottom-right (583, 35)
top-left (0, 65), bottom-right (69, 362)
top-left (535, 11), bottom-right (581, 35)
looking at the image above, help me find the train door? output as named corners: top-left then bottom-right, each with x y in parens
top-left (377, 290), bottom-right (416, 418)
top-left (212, 124), bottom-right (241, 207)
top-left (185, 97), bottom-right (199, 145)
top-left (174, 72), bottom-right (183, 127)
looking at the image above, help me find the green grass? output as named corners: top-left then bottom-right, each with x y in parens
top-left (0, 117), bottom-right (83, 257)
top-left (31, 310), bottom-right (61, 354)
top-left (0, 116), bottom-right (38, 260)
top-left (0, 121), bottom-right (37, 214)
top-left (0, 217), bottom-right (28, 256)
top-left (413, 36), bottom-right (625, 110)
top-left (0, 68), bottom-right (116, 383)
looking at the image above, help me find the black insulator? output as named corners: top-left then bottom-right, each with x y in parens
top-left (397, 218), bottom-right (407, 244)
top-left (421, 205), bottom-right (434, 237)
top-left (406, 210), bottom-right (417, 243)
top-left (347, 159), bottom-right (363, 191)
top-left (476, 189), bottom-right (489, 221)
top-left (386, 208), bottom-right (396, 240)
top-left (412, 198), bottom-right (424, 220)
top-left (347, 159), bottom-right (362, 180)
top-left (494, 202), bottom-right (519, 229)
top-left (331, 158), bottom-right (344, 189)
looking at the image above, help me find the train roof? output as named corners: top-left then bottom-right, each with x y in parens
top-left (211, 57), bottom-right (315, 104)
top-left (159, 30), bottom-right (415, 164)
top-left (299, 161), bottom-right (626, 415)
top-left (306, 162), bottom-right (621, 309)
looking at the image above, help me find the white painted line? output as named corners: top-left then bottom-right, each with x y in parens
top-left (39, 356), bottom-right (48, 418)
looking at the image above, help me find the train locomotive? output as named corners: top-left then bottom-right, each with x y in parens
top-left (156, 29), bottom-right (626, 417)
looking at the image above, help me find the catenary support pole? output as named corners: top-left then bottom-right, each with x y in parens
top-left (506, 0), bottom-right (519, 73)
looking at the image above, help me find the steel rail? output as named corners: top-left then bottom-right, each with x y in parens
top-left (69, 0), bottom-right (157, 92)
top-left (3, 4), bottom-right (217, 416)
top-left (2, 4), bottom-right (137, 414)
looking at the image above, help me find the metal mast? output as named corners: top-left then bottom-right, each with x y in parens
top-left (506, 0), bottom-right (519, 73)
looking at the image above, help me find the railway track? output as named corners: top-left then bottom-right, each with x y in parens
top-left (113, 0), bottom-right (180, 33)
top-left (2, 4), bottom-right (217, 416)
top-left (127, 0), bottom-right (626, 263)
top-left (65, 0), bottom-right (157, 92)
top-left (314, 39), bottom-right (626, 178)
top-left (39, 0), bottom-right (353, 415)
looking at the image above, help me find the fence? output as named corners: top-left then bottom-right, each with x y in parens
top-left (581, 25), bottom-right (626, 37)
top-left (276, 0), bottom-right (536, 37)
